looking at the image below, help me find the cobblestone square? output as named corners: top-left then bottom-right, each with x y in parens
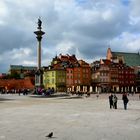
top-left (0, 93), bottom-right (140, 140)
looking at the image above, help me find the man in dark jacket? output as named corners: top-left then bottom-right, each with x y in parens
top-left (109, 94), bottom-right (113, 109)
top-left (122, 93), bottom-right (129, 110)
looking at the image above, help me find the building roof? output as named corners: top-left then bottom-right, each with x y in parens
top-left (10, 65), bottom-right (37, 70)
top-left (78, 60), bottom-right (90, 67)
top-left (58, 54), bottom-right (78, 63)
top-left (112, 52), bottom-right (140, 66)
top-left (52, 63), bottom-right (66, 70)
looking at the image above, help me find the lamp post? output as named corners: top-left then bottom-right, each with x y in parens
top-left (34, 18), bottom-right (45, 88)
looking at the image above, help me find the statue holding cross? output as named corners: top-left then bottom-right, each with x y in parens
top-left (37, 17), bottom-right (42, 29)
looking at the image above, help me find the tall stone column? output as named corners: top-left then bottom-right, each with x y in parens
top-left (34, 18), bottom-right (45, 87)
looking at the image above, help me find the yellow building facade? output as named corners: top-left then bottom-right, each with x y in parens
top-left (43, 69), bottom-right (66, 92)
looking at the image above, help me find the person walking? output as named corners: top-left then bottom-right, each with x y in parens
top-left (113, 94), bottom-right (118, 109)
top-left (109, 93), bottom-right (113, 109)
top-left (122, 93), bottom-right (129, 110)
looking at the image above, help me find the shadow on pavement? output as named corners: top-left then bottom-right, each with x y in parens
top-left (58, 96), bottom-right (83, 99)
top-left (29, 93), bottom-right (84, 100)
top-left (0, 98), bottom-right (15, 102)
top-left (29, 93), bottom-right (70, 99)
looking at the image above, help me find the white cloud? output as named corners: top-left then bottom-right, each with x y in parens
top-left (56, 41), bottom-right (75, 54)
top-left (23, 60), bottom-right (36, 65)
top-left (0, 1), bottom-right (8, 25)
top-left (0, 0), bottom-right (140, 73)
top-left (12, 48), bottom-right (32, 59)
top-left (130, 0), bottom-right (140, 17)
top-left (0, 1), bottom-right (7, 16)
top-left (111, 32), bottom-right (140, 52)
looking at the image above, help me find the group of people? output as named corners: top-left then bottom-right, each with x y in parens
top-left (109, 93), bottom-right (129, 110)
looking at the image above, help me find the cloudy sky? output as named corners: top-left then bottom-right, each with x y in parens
top-left (0, 0), bottom-right (140, 73)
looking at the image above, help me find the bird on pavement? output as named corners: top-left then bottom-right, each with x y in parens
top-left (46, 132), bottom-right (53, 138)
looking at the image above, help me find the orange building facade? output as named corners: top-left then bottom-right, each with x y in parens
top-left (66, 60), bottom-right (91, 92)
top-left (0, 77), bottom-right (34, 93)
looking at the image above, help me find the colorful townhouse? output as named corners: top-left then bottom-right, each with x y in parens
top-left (107, 48), bottom-right (140, 92)
top-left (44, 54), bottom-right (91, 93)
top-left (43, 64), bottom-right (66, 92)
top-left (91, 58), bottom-right (136, 93)
top-left (66, 60), bottom-right (91, 92)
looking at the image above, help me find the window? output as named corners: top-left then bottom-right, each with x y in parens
top-left (83, 74), bottom-right (86, 78)
top-left (83, 69), bottom-right (86, 73)
top-left (47, 79), bottom-right (50, 83)
top-left (52, 72), bottom-right (54, 77)
top-left (52, 78), bottom-right (54, 84)
top-left (78, 74), bottom-right (80, 78)
top-left (62, 79), bottom-right (65, 82)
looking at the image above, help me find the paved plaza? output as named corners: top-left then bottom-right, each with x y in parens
top-left (0, 93), bottom-right (140, 140)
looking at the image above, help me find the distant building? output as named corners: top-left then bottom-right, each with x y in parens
top-left (91, 58), bottom-right (136, 93)
top-left (0, 77), bottom-right (34, 92)
top-left (0, 73), bottom-right (7, 79)
top-left (107, 48), bottom-right (140, 66)
top-left (0, 65), bottom-right (36, 91)
top-left (118, 64), bottom-right (135, 92)
top-left (106, 48), bottom-right (139, 92)
top-left (9, 65), bottom-right (37, 78)
top-left (99, 60), bottom-right (111, 93)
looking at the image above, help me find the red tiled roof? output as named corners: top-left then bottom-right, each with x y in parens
top-left (102, 59), bottom-right (111, 65)
top-left (52, 63), bottom-right (65, 70)
top-left (58, 54), bottom-right (78, 63)
top-left (78, 60), bottom-right (90, 67)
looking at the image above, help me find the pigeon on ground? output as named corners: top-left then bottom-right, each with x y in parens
top-left (46, 132), bottom-right (53, 138)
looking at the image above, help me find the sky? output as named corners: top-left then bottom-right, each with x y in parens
top-left (0, 0), bottom-right (140, 73)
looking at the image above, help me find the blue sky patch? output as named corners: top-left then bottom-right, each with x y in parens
top-left (121, 0), bottom-right (130, 6)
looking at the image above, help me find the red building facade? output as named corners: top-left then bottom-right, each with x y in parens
top-left (118, 65), bottom-right (135, 92)
top-left (91, 59), bottom-right (135, 93)
top-left (66, 60), bottom-right (91, 92)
